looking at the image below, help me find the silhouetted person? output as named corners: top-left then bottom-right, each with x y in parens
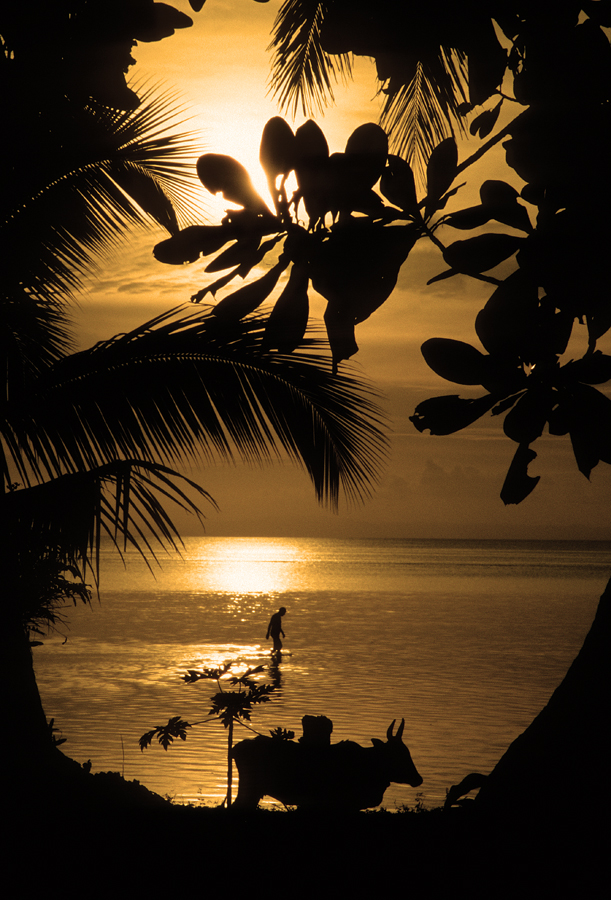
top-left (266, 607), bottom-right (286, 653)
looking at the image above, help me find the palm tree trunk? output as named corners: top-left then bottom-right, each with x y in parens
top-left (475, 576), bottom-right (611, 820)
top-left (1, 614), bottom-right (54, 781)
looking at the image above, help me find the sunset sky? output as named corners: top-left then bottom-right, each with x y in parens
top-left (74, 0), bottom-right (611, 540)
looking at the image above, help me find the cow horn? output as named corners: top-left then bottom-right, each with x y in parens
top-left (386, 720), bottom-right (396, 741)
top-left (397, 718), bottom-right (405, 740)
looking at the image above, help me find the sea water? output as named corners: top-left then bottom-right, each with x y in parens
top-left (33, 538), bottom-right (610, 809)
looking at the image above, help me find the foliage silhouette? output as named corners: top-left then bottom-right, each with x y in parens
top-left (155, 117), bottom-right (451, 371)
top-left (155, 89), bottom-right (611, 505)
top-left (266, 0), bottom-right (611, 824)
top-left (5, 0), bottom-right (610, 830)
top-left (140, 663), bottom-right (280, 807)
top-left (1, 1), bottom-right (388, 778)
top-left (216, 2), bottom-right (611, 509)
top-left (266, 0), bottom-right (506, 181)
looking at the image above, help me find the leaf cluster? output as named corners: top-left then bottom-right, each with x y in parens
top-left (408, 6), bottom-right (611, 503)
top-left (269, 727), bottom-right (296, 741)
top-left (209, 681), bottom-right (276, 728)
top-left (139, 716), bottom-right (192, 752)
top-left (140, 663), bottom-right (278, 751)
top-left (154, 117), bottom-right (465, 370)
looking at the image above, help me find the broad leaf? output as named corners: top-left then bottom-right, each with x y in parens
top-left (264, 263), bottom-right (310, 352)
top-left (467, 19), bottom-right (507, 106)
top-left (205, 238), bottom-right (261, 273)
top-left (311, 223), bottom-right (417, 324)
top-left (564, 352), bottom-right (611, 385)
top-left (212, 261), bottom-right (289, 320)
top-left (191, 268), bottom-right (241, 303)
top-left (133, 5), bottom-right (193, 42)
top-left (294, 119), bottom-right (330, 162)
top-left (443, 206), bottom-right (493, 230)
top-left (425, 138), bottom-right (458, 218)
top-left (476, 270), bottom-right (572, 361)
top-left (197, 154), bottom-right (269, 210)
top-left (260, 116), bottom-right (296, 181)
top-left (503, 387), bottom-right (555, 444)
top-left (420, 338), bottom-right (523, 393)
top-left (421, 338), bottom-right (490, 385)
top-left (500, 444), bottom-right (540, 505)
top-left (443, 234), bottom-right (524, 274)
top-left (475, 269), bottom-right (539, 357)
top-left (479, 180), bottom-right (532, 232)
top-left (323, 305), bottom-right (359, 371)
top-left (154, 225), bottom-right (235, 264)
top-left (380, 155), bottom-right (419, 214)
top-left (344, 122), bottom-right (389, 189)
top-left (410, 393), bottom-right (499, 435)
top-left (564, 384), bottom-right (611, 477)
top-left (480, 180), bottom-right (520, 207)
top-left (293, 120), bottom-right (332, 221)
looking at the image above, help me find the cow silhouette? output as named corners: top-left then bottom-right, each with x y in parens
top-left (231, 716), bottom-right (422, 810)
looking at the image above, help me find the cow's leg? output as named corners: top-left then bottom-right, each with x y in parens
top-left (232, 774), bottom-right (264, 809)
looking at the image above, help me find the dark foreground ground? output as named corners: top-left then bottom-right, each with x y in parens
top-left (5, 755), bottom-right (606, 897)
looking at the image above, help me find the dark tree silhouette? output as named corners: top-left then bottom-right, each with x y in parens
top-left (0, 1), bottom-right (387, 789)
top-left (258, 0), bottom-right (611, 823)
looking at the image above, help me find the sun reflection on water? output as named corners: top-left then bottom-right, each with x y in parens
top-left (184, 537), bottom-right (310, 595)
top-left (174, 644), bottom-right (269, 676)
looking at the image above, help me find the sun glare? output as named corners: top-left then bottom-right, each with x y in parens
top-left (186, 537), bottom-right (307, 594)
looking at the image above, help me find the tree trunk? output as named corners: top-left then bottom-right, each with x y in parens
top-left (475, 577), bottom-right (611, 821)
top-left (1, 615), bottom-right (57, 795)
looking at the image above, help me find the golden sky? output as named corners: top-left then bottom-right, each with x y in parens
top-left (73, 0), bottom-right (611, 540)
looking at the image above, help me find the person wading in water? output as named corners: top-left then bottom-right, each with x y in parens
top-left (266, 607), bottom-right (286, 654)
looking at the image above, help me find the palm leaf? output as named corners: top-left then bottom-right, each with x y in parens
top-left (380, 48), bottom-right (469, 186)
top-left (1, 461), bottom-right (216, 625)
top-left (1, 84), bottom-right (201, 305)
top-left (268, 0), bottom-right (353, 116)
top-left (3, 308), bottom-right (388, 509)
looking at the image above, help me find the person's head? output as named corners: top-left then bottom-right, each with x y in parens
top-left (279, 607), bottom-right (286, 616)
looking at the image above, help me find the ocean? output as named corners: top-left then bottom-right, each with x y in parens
top-left (33, 537), bottom-right (610, 809)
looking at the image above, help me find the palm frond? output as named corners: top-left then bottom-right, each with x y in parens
top-left (380, 48), bottom-right (469, 185)
top-left (2, 85), bottom-right (202, 305)
top-left (268, 0), bottom-right (353, 116)
top-left (1, 461), bottom-right (215, 624)
top-left (4, 308), bottom-right (388, 509)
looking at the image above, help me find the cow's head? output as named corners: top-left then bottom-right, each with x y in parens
top-left (371, 719), bottom-right (423, 787)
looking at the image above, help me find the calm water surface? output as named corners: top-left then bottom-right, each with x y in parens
top-left (34, 538), bottom-right (610, 809)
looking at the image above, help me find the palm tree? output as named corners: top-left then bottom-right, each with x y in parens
top-left (1, 5), bottom-right (388, 781)
top-left (1, 303), bottom-right (387, 778)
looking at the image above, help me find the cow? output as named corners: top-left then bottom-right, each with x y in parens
top-left (231, 716), bottom-right (423, 810)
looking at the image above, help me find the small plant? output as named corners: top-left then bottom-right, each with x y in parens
top-left (269, 726), bottom-right (295, 741)
top-left (139, 662), bottom-right (277, 807)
